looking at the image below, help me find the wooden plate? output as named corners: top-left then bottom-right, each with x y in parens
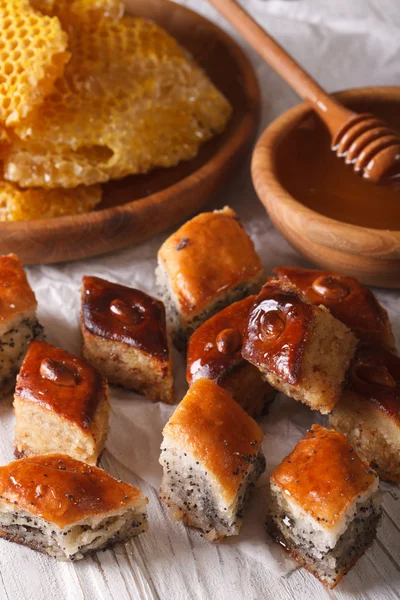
top-left (0, 0), bottom-right (260, 265)
top-left (252, 87), bottom-right (400, 288)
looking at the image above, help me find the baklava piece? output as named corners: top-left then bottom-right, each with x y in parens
top-left (159, 378), bottom-right (265, 540)
top-left (0, 254), bottom-right (43, 396)
top-left (330, 344), bottom-right (400, 483)
top-left (81, 276), bottom-right (174, 404)
top-left (186, 296), bottom-right (275, 417)
top-left (267, 425), bottom-right (381, 589)
top-left (156, 207), bottom-right (264, 347)
top-left (0, 454), bottom-right (148, 561)
top-left (14, 340), bottom-right (109, 465)
top-left (273, 267), bottom-right (396, 351)
top-left (242, 281), bottom-right (357, 414)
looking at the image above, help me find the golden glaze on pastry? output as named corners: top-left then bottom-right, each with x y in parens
top-left (273, 267), bottom-right (395, 351)
top-left (163, 378), bottom-right (263, 504)
top-left (0, 454), bottom-right (142, 528)
top-left (82, 276), bottom-right (169, 360)
top-left (267, 424), bottom-right (380, 589)
top-left (16, 340), bottom-right (106, 431)
top-left (157, 208), bottom-right (263, 317)
top-left (81, 276), bottom-right (174, 403)
top-left (271, 425), bottom-right (377, 528)
top-left (242, 282), bottom-right (313, 385)
top-left (187, 296), bottom-right (255, 385)
top-left (330, 344), bottom-right (400, 483)
top-left (186, 296), bottom-right (275, 416)
top-left (242, 280), bottom-right (357, 414)
top-left (348, 344), bottom-right (400, 425)
top-left (0, 254), bottom-right (37, 323)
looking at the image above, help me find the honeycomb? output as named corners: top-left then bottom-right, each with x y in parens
top-left (30, 0), bottom-right (125, 27)
top-left (3, 16), bottom-right (232, 189)
top-left (0, 180), bottom-right (102, 221)
top-left (0, 0), bottom-right (69, 127)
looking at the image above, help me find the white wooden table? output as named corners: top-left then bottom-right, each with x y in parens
top-left (1, 1), bottom-right (399, 599)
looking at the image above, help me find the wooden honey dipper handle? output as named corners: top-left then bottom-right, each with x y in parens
top-left (208, 0), bottom-right (354, 134)
top-left (209, 0), bottom-right (400, 183)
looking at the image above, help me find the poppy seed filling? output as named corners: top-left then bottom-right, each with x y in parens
top-left (0, 316), bottom-right (43, 395)
top-left (266, 484), bottom-right (381, 588)
top-left (0, 506), bottom-right (148, 561)
top-left (160, 441), bottom-right (265, 540)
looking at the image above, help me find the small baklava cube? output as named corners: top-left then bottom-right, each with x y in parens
top-left (267, 425), bottom-right (381, 589)
top-left (0, 254), bottom-right (43, 396)
top-left (330, 344), bottom-right (400, 483)
top-left (273, 267), bottom-right (396, 352)
top-left (81, 276), bottom-right (174, 404)
top-left (14, 340), bottom-right (109, 465)
top-left (242, 281), bottom-right (357, 414)
top-left (159, 378), bottom-right (265, 540)
top-left (0, 454), bottom-right (148, 561)
top-left (186, 295), bottom-right (275, 417)
top-left (156, 207), bottom-right (264, 347)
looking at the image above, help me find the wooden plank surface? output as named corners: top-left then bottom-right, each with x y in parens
top-left (0, 1), bottom-right (399, 600)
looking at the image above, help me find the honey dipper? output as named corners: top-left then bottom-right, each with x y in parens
top-left (208, 0), bottom-right (400, 184)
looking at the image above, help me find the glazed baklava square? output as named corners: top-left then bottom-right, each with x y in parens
top-left (159, 378), bottom-right (265, 540)
top-left (0, 454), bottom-right (148, 561)
top-left (242, 281), bottom-right (357, 414)
top-left (273, 266), bottom-right (396, 351)
top-left (267, 425), bottom-right (381, 589)
top-left (81, 276), bottom-right (174, 404)
top-left (0, 254), bottom-right (43, 396)
top-left (330, 344), bottom-right (400, 483)
top-left (156, 207), bottom-right (264, 347)
top-left (187, 295), bottom-right (275, 417)
top-left (14, 340), bottom-right (109, 465)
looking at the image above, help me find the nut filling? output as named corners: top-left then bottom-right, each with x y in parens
top-left (354, 363), bottom-right (396, 389)
top-left (39, 359), bottom-right (79, 387)
top-left (260, 309), bottom-right (286, 341)
top-left (311, 276), bottom-right (349, 300)
top-left (216, 328), bottom-right (242, 355)
top-left (109, 299), bottom-right (144, 325)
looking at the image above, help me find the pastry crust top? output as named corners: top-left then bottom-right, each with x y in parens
top-left (0, 254), bottom-right (37, 323)
top-left (347, 344), bottom-right (400, 425)
top-left (187, 295), bottom-right (255, 385)
top-left (242, 281), bottom-right (314, 385)
top-left (273, 267), bottom-right (395, 350)
top-left (157, 208), bottom-right (263, 317)
top-left (82, 276), bottom-right (169, 361)
top-left (271, 425), bottom-right (377, 528)
top-left (163, 378), bottom-right (264, 504)
top-left (15, 340), bottom-right (107, 431)
top-left (0, 454), bottom-right (144, 528)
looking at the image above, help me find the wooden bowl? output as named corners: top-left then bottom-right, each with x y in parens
top-left (0, 0), bottom-right (260, 265)
top-left (252, 87), bottom-right (400, 289)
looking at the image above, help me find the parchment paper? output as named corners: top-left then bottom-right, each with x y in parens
top-left (0, 0), bottom-right (399, 582)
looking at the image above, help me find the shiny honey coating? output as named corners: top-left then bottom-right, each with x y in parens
top-left (82, 276), bottom-right (170, 361)
top-left (30, 0), bottom-right (125, 27)
top-left (0, 180), bottom-right (102, 221)
top-left (29, 0), bottom-right (54, 11)
top-left (2, 16), bottom-right (232, 189)
top-left (0, 0), bottom-right (69, 127)
top-left (0, 454), bottom-right (143, 528)
top-left (0, 128), bottom-right (10, 157)
top-left (17, 340), bottom-right (107, 430)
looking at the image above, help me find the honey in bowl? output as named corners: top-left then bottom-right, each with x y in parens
top-left (276, 99), bottom-right (400, 230)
